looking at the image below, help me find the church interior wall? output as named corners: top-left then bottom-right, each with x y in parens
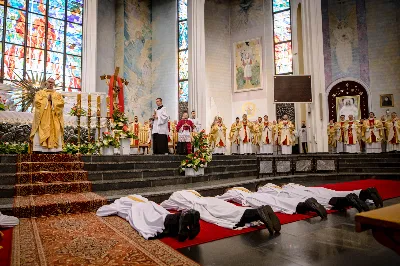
top-left (96, 0), bottom-right (116, 94)
top-left (322, 0), bottom-right (400, 119)
top-left (152, 0), bottom-right (178, 121)
top-left (204, 0), bottom-right (232, 128)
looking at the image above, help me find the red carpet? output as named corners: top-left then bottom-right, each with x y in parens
top-left (161, 179), bottom-right (400, 249)
top-left (0, 228), bottom-right (13, 266)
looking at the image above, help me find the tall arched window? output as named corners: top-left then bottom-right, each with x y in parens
top-left (0, 0), bottom-right (83, 91)
top-left (177, 0), bottom-right (188, 118)
top-left (272, 0), bottom-right (293, 75)
top-left (273, 0), bottom-right (295, 122)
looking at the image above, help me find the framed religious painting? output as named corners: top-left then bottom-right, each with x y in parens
top-left (233, 38), bottom-right (263, 93)
top-left (336, 95), bottom-right (361, 121)
top-left (380, 94), bottom-right (394, 107)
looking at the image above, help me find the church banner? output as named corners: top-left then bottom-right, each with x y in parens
top-left (233, 37), bottom-right (262, 93)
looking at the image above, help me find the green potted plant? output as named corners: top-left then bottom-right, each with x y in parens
top-left (99, 132), bottom-right (120, 155)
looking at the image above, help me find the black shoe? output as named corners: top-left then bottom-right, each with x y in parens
top-left (304, 198), bottom-right (328, 219)
top-left (360, 187), bottom-right (383, 208)
top-left (346, 193), bottom-right (368, 213)
top-left (257, 206), bottom-right (274, 235)
top-left (188, 209), bottom-right (200, 240)
top-left (265, 205), bottom-right (281, 232)
top-left (177, 210), bottom-right (194, 242)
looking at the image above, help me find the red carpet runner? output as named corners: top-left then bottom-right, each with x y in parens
top-left (161, 179), bottom-right (400, 249)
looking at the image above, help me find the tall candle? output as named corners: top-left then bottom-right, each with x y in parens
top-left (106, 96), bottom-right (110, 117)
top-left (97, 95), bottom-right (101, 117)
top-left (88, 94), bottom-right (91, 116)
top-left (77, 93), bottom-right (81, 116)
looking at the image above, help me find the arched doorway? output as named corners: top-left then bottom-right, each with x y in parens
top-left (327, 80), bottom-right (369, 122)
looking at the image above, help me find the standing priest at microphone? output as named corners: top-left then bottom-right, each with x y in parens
top-left (152, 98), bottom-right (169, 154)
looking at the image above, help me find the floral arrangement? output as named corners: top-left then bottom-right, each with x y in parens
top-left (0, 142), bottom-right (29, 154)
top-left (118, 124), bottom-right (138, 139)
top-left (0, 95), bottom-right (7, 111)
top-left (69, 104), bottom-right (87, 116)
top-left (63, 142), bottom-right (100, 155)
top-left (112, 108), bottom-right (129, 130)
top-left (180, 130), bottom-right (212, 172)
top-left (99, 132), bottom-right (120, 148)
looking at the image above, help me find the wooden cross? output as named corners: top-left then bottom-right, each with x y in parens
top-left (100, 67), bottom-right (129, 109)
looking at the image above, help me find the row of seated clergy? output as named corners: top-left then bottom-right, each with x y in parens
top-left (327, 111), bottom-right (400, 153)
top-left (97, 184), bottom-right (382, 240)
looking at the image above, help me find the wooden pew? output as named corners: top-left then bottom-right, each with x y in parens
top-left (355, 204), bottom-right (400, 255)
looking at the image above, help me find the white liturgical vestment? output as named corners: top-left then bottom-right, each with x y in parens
top-left (96, 195), bottom-right (170, 239)
top-left (161, 190), bottom-right (249, 229)
top-left (152, 106), bottom-right (169, 135)
top-left (190, 118), bottom-right (202, 132)
top-left (0, 212), bottom-right (19, 227)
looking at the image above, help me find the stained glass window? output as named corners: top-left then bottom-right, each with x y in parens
top-left (0, 0), bottom-right (84, 91)
top-left (178, 0), bottom-right (188, 118)
top-left (272, 0), bottom-right (292, 75)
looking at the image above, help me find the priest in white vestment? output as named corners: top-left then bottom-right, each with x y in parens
top-left (216, 187), bottom-right (327, 218)
top-left (343, 115), bottom-right (360, 153)
top-left (260, 115), bottom-right (274, 154)
top-left (160, 190), bottom-right (281, 235)
top-left (335, 115), bottom-right (346, 153)
top-left (152, 98), bottom-right (169, 154)
top-left (189, 110), bottom-right (202, 133)
top-left (277, 115), bottom-right (295, 155)
top-left (362, 112), bottom-right (383, 153)
top-left (386, 112), bottom-right (400, 151)
top-left (257, 183), bottom-right (383, 212)
top-left (97, 194), bottom-right (200, 241)
top-left (238, 114), bottom-right (253, 154)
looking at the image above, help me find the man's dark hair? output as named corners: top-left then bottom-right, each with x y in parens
top-left (236, 117), bottom-right (239, 119)
top-left (156, 97), bottom-right (162, 101)
top-left (192, 110), bottom-right (196, 113)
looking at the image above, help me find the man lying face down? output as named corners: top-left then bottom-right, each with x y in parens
top-left (97, 194), bottom-right (200, 242)
top-left (216, 186), bottom-right (327, 219)
top-left (255, 183), bottom-right (383, 213)
top-left (160, 190), bottom-right (281, 235)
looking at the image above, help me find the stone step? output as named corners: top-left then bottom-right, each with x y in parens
top-left (17, 154), bottom-right (82, 163)
top-left (0, 163), bottom-right (17, 173)
top-left (83, 159), bottom-right (257, 171)
top-left (88, 165), bottom-right (257, 181)
top-left (16, 170), bottom-right (88, 184)
top-left (97, 172), bottom-right (400, 204)
top-left (0, 155), bottom-right (17, 163)
top-left (0, 173), bottom-right (16, 186)
top-left (16, 162), bottom-right (84, 173)
top-left (13, 192), bottom-right (106, 218)
top-left (91, 170), bottom-right (258, 191)
top-left (339, 167), bottom-right (400, 173)
top-left (15, 181), bottom-right (92, 196)
top-left (339, 163), bottom-right (400, 168)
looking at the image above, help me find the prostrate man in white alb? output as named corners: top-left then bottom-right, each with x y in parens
top-left (189, 110), bottom-right (202, 133)
top-left (152, 98), bottom-right (169, 154)
top-left (160, 190), bottom-right (281, 235)
top-left (216, 187), bottom-right (327, 219)
top-left (97, 194), bottom-right (200, 241)
top-left (0, 212), bottom-right (19, 228)
top-left (256, 183), bottom-right (383, 213)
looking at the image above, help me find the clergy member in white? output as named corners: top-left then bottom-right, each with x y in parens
top-left (161, 190), bottom-right (282, 235)
top-left (216, 187), bottom-right (327, 218)
top-left (257, 183), bottom-right (383, 212)
top-left (387, 112), bottom-right (400, 151)
top-left (362, 112), bottom-right (383, 153)
top-left (260, 115), bottom-right (274, 154)
top-left (298, 121), bottom-right (308, 154)
top-left (335, 115), bottom-right (346, 153)
top-left (238, 114), bottom-right (253, 154)
top-left (97, 194), bottom-right (201, 241)
top-left (152, 98), bottom-right (169, 154)
top-left (0, 212), bottom-right (19, 228)
top-left (189, 110), bottom-right (202, 132)
top-left (277, 115), bottom-right (295, 155)
top-left (344, 115), bottom-right (360, 153)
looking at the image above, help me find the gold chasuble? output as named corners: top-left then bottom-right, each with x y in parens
top-left (30, 89), bottom-right (64, 152)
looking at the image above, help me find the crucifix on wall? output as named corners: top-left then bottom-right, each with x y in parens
top-left (100, 67), bottom-right (129, 115)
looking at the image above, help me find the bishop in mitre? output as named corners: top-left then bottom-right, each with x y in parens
top-left (30, 78), bottom-right (64, 153)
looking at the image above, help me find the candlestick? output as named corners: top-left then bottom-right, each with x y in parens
top-left (88, 94), bottom-right (92, 116)
top-left (77, 93), bottom-right (82, 116)
top-left (97, 95), bottom-right (101, 117)
top-left (106, 96), bottom-right (110, 117)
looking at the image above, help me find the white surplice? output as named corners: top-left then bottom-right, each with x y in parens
top-left (152, 106), bottom-right (169, 135)
top-left (96, 195), bottom-right (170, 239)
top-left (160, 190), bottom-right (249, 229)
top-left (217, 187), bottom-right (303, 214)
top-left (190, 118), bottom-right (202, 132)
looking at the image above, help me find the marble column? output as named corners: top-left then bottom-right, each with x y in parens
top-left (188, 0), bottom-right (207, 130)
top-left (301, 0), bottom-right (328, 152)
top-left (82, 0), bottom-right (98, 93)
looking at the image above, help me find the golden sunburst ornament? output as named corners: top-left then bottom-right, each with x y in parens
top-left (0, 71), bottom-right (60, 112)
